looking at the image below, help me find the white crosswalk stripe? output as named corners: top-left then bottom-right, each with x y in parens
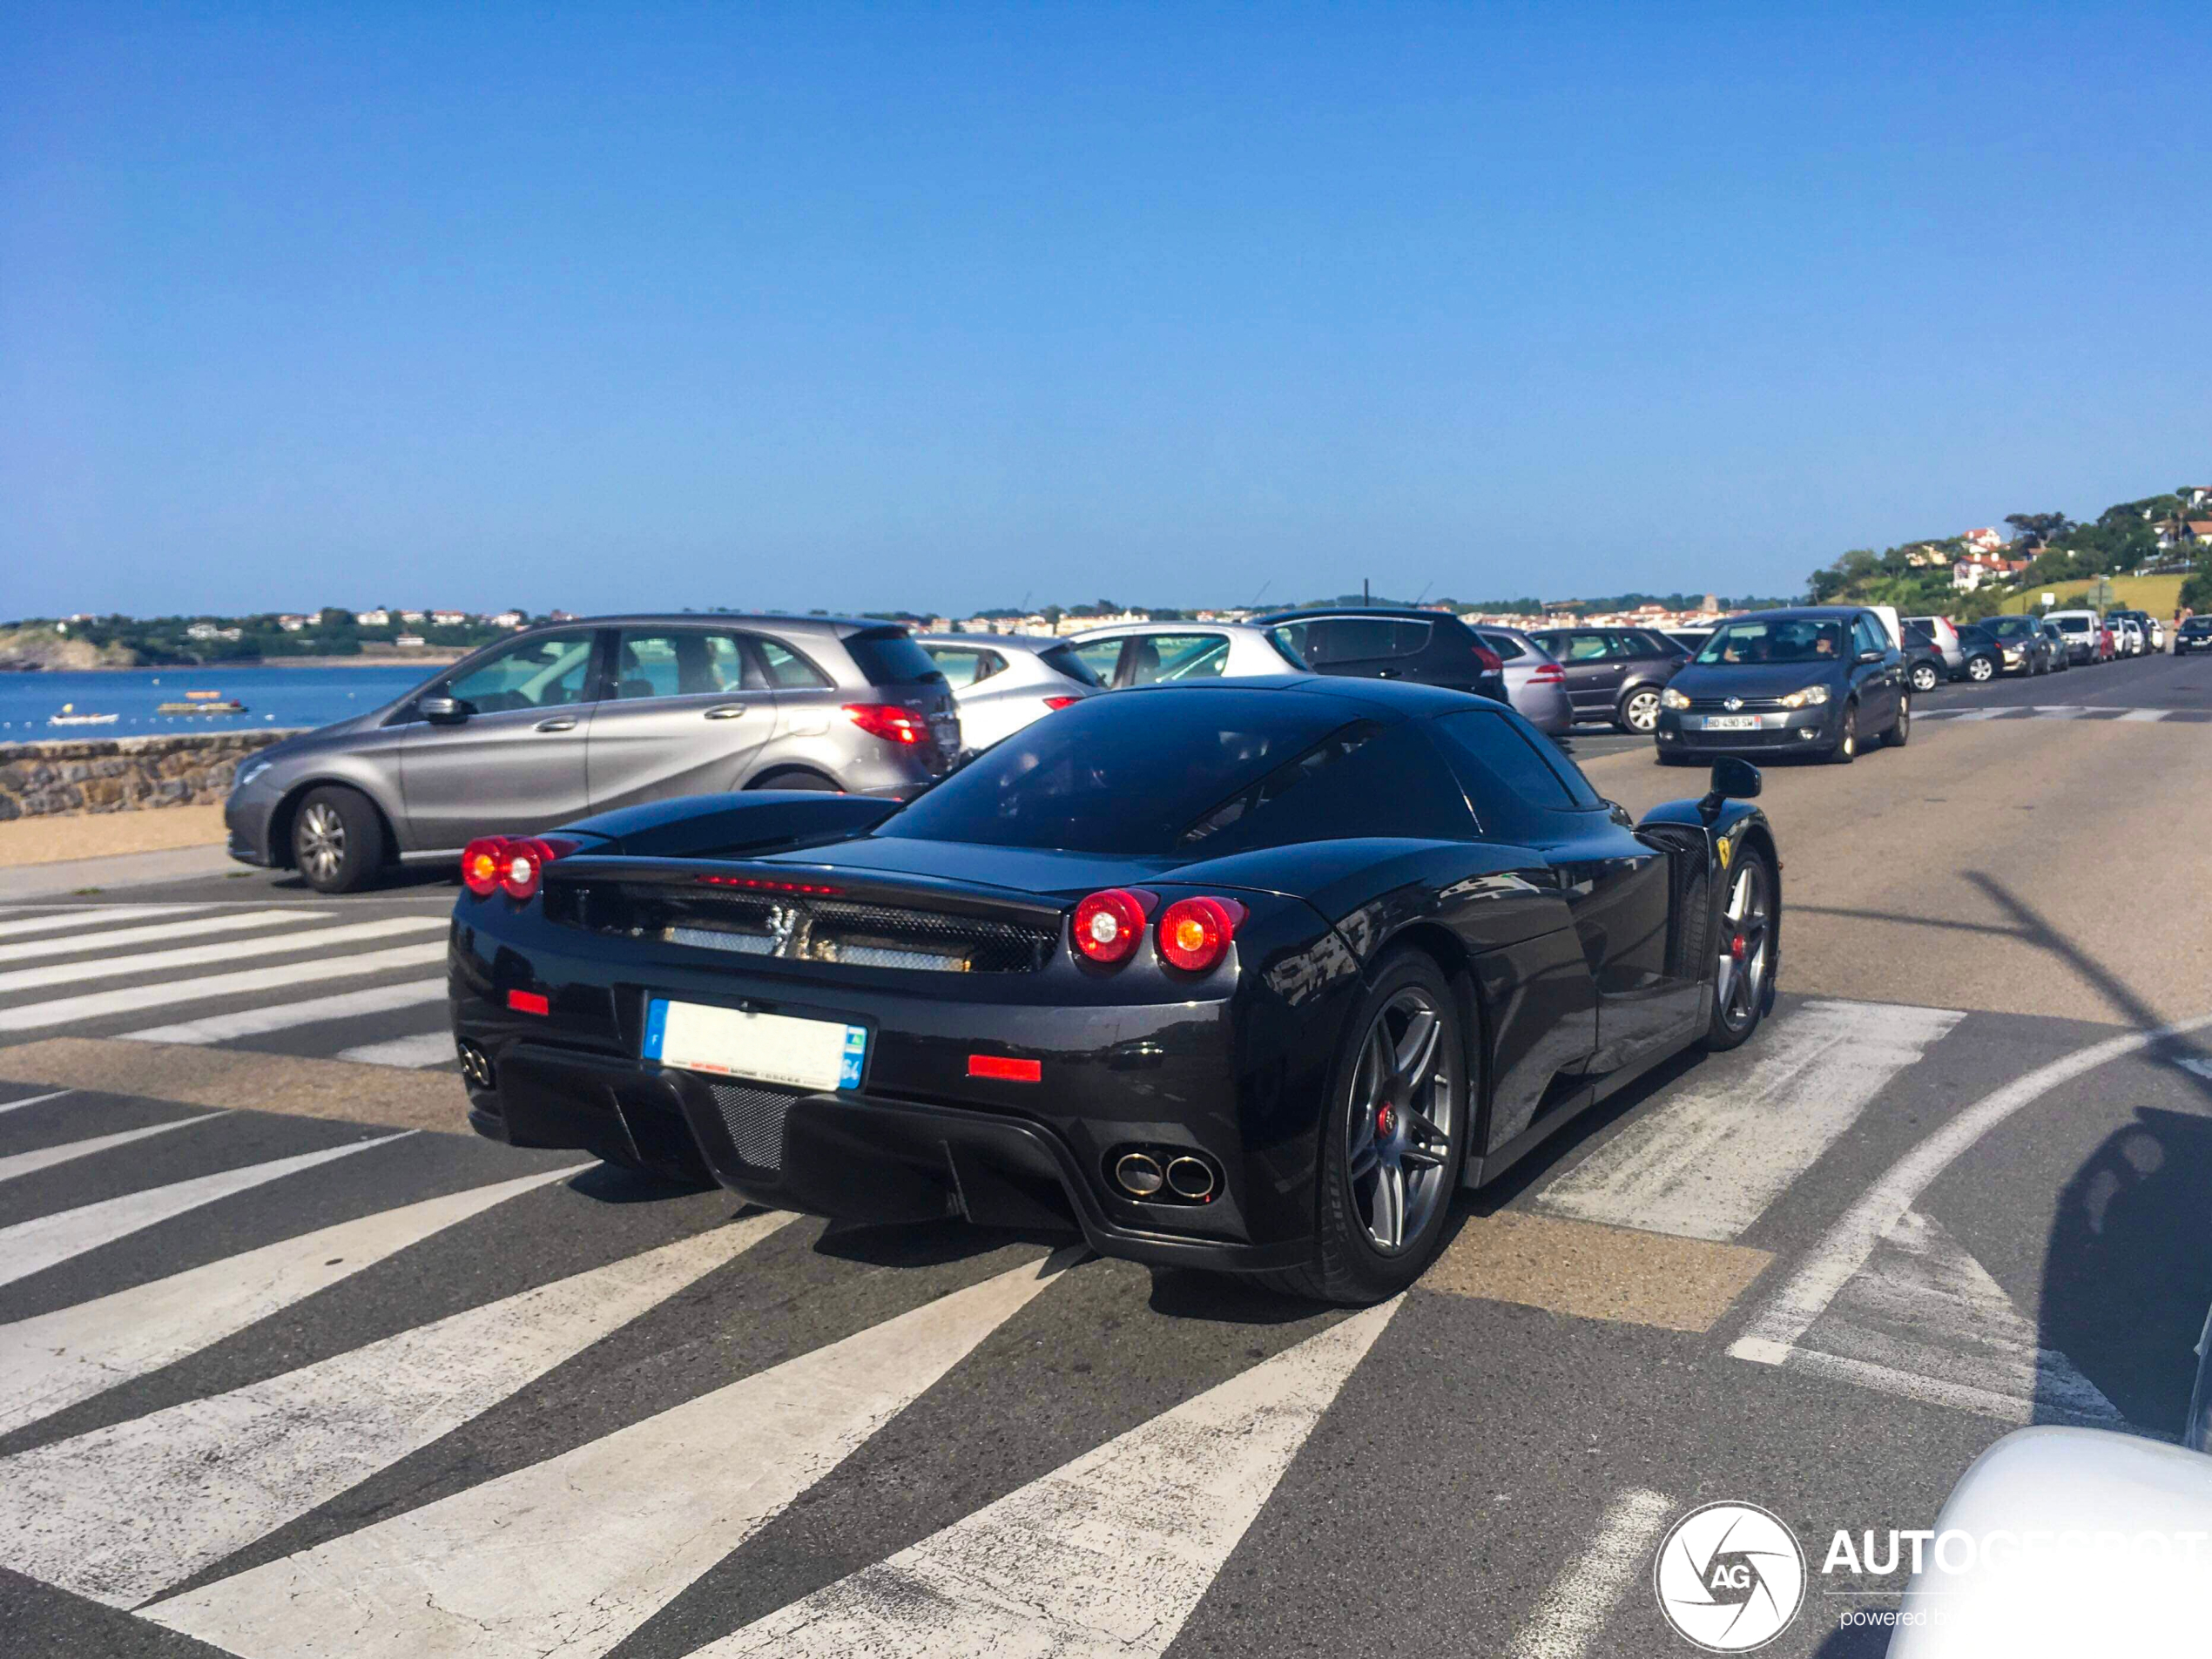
top-left (119, 979), bottom-right (448, 1045)
top-left (1536, 1000), bottom-right (1962, 1242)
top-left (334, 1030), bottom-right (458, 1069)
top-left (0, 1132), bottom-right (409, 1291)
top-left (149, 1247), bottom-right (1076, 1656)
top-left (0, 1163), bottom-right (590, 1439)
top-left (0, 940), bottom-right (448, 1033)
top-left (697, 1298), bottom-right (1402, 1659)
top-left (0, 905), bottom-right (211, 941)
top-left (0, 1113), bottom-right (225, 1187)
top-left (0, 915), bottom-right (445, 997)
top-left (0, 1212), bottom-right (791, 1609)
top-left (0, 908), bottom-right (327, 967)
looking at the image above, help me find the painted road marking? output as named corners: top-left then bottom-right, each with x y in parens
top-left (147, 1246), bottom-right (1076, 1657)
top-left (0, 905), bottom-right (210, 941)
top-left (0, 1089), bottom-right (74, 1116)
top-left (0, 908), bottom-right (327, 968)
top-left (0, 1213), bottom-right (792, 1609)
top-left (0, 941), bottom-right (448, 1033)
top-left (1781, 1208), bottom-right (2121, 1428)
top-left (1423, 1211), bottom-right (1770, 1332)
top-left (0, 1133), bottom-right (410, 1291)
top-left (0, 1163), bottom-right (590, 1438)
top-left (1731, 1008), bottom-right (2212, 1368)
top-left (1539, 1001), bottom-right (1963, 1243)
top-left (334, 1030), bottom-right (455, 1069)
top-left (0, 1113), bottom-right (226, 1187)
top-left (1506, 1487), bottom-right (1676, 1659)
top-left (0, 915), bottom-right (446, 996)
top-left (694, 1298), bottom-right (1402, 1659)
top-left (119, 979), bottom-right (447, 1045)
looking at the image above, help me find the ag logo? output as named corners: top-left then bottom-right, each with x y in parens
top-left (1653, 1501), bottom-right (1804, 1651)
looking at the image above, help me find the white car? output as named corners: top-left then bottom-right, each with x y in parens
top-left (1061, 621), bottom-right (1308, 688)
top-left (916, 634), bottom-right (1102, 752)
top-left (2114, 617), bottom-right (2145, 656)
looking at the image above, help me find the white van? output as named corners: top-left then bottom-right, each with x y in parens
top-left (2042, 609), bottom-right (2104, 665)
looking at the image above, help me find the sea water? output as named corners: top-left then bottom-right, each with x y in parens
top-left (0, 664), bottom-right (439, 740)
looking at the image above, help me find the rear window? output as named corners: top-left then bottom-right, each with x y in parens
top-left (844, 628), bottom-right (947, 687)
top-left (1271, 617), bottom-right (1432, 665)
top-left (1428, 708), bottom-right (1605, 839)
top-left (1036, 643), bottom-right (1106, 687)
top-left (1478, 631), bottom-right (1528, 662)
top-left (2053, 617), bottom-right (2090, 633)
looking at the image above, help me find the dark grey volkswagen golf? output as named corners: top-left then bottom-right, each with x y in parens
top-left (225, 615), bottom-right (960, 892)
top-left (1652, 605), bottom-right (1907, 765)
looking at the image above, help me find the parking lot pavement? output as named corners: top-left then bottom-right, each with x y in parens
top-left (0, 674), bottom-right (2206, 1657)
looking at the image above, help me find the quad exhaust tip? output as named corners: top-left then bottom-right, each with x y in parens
top-left (1114, 1151), bottom-right (1164, 1196)
top-left (1164, 1156), bottom-right (1216, 1201)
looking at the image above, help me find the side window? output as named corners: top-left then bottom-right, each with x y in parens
top-left (1266, 622), bottom-right (1314, 666)
top-left (1070, 637), bottom-right (1128, 685)
top-left (1381, 620), bottom-right (1433, 658)
top-left (1854, 617), bottom-right (1887, 657)
top-left (610, 631), bottom-right (750, 701)
top-left (1130, 634), bottom-right (1230, 684)
top-left (1563, 633), bottom-right (1613, 662)
top-left (751, 637), bottom-right (833, 690)
top-left (974, 651), bottom-right (1008, 684)
top-left (1430, 709), bottom-right (1606, 837)
top-left (925, 647), bottom-right (986, 689)
top-left (447, 632), bottom-right (597, 713)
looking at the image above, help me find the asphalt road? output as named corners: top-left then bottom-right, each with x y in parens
top-left (1, 648), bottom-right (2207, 1658)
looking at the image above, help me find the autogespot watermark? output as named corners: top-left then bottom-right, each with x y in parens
top-left (1653, 1503), bottom-right (2212, 1647)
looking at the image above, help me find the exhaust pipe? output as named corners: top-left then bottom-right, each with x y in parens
top-left (1114, 1151), bottom-right (1164, 1197)
top-left (1164, 1156), bottom-right (1217, 1201)
top-left (456, 1040), bottom-right (496, 1089)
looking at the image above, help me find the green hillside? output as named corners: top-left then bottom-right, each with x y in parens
top-left (1992, 575), bottom-right (2184, 617)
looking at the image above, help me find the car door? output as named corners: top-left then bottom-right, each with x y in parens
top-left (399, 629), bottom-right (603, 850)
top-left (1851, 613), bottom-right (1900, 726)
top-left (1555, 632), bottom-right (1627, 715)
top-left (583, 625), bottom-right (777, 812)
top-left (1430, 707), bottom-right (1703, 1080)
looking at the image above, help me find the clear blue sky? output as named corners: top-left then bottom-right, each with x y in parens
top-left (4, 3), bottom-right (2207, 620)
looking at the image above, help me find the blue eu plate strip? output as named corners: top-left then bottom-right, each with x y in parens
top-left (643, 998), bottom-right (668, 1062)
top-left (839, 1026), bottom-right (867, 1090)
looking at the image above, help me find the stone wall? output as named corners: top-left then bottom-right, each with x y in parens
top-left (0, 731), bottom-right (305, 819)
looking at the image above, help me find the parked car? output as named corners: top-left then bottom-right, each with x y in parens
top-left (2111, 615), bottom-right (2145, 657)
top-left (2109, 608), bottom-right (2167, 651)
top-left (918, 634), bottom-right (1102, 752)
top-left (1979, 614), bottom-right (2061, 674)
top-left (226, 615), bottom-right (961, 893)
top-left (2042, 610), bottom-right (2107, 666)
top-left (450, 678), bottom-right (1778, 1303)
top-left (1663, 628), bottom-right (1715, 657)
top-left (2175, 616), bottom-right (2212, 656)
top-left (2036, 617), bottom-right (2072, 671)
top-left (1904, 614), bottom-right (1967, 677)
top-left (1655, 606), bottom-right (1906, 765)
top-left (1472, 627), bottom-right (1574, 736)
top-left (1256, 608), bottom-right (1508, 704)
top-left (1524, 625), bottom-right (1689, 735)
top-left (1900, 626), bottom-right (1948, 694)
top-left (1062, 621), bottom-right (1306, 689)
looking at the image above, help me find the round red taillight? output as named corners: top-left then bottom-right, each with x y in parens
top-left (1073, 888), bottom-right (1150, 964)
top-left (462, 838), bottom-right (509, 898)
top-left (1157, 896), bottom-right (1245, 973)
top-left (499, 839), bottom-right (546, 901)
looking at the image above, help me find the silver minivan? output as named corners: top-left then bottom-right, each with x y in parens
top-left (226, 615), bottom-right (959, 891)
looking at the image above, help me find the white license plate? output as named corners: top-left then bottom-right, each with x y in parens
top-left (1702, 714), bottom-right (1760, 731)
top-left (643, 998), bottom-right (867, 1092)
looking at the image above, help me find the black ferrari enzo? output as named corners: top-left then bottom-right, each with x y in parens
top-left (449, 677), bottom-right (1778, 1304)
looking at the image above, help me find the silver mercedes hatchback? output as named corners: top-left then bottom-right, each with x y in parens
top-left (226, 614), bottom-right (960, 891)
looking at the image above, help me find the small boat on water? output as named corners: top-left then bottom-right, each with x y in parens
top-left (48, 703), bottom-right (119, 727)
top-left (158, 691), bottom-right (249, 715)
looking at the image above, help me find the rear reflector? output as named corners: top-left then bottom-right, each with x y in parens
top-left (967, 1054), bottom-right (1042, 1082)
top-left (507, 989), bottom-right (550, 1016)
top-left (695, 873), bottom-right (843, 895)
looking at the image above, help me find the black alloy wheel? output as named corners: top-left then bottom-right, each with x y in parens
top-left (291, 786), bottom-right (386, 894)
top-left (1262, 949), bottom-right (1467, 1305)
top-left (1909, 662), bottom-right (1939, 694)
top-left (1828, 702), bottom-right (1858, 765)
top-left (1703, 851), bottom-right (1774, 1051)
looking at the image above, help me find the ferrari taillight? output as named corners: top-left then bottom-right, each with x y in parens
top-left (494, 836), bottom-right (578, 903)
top-left (462, 838), bottom-right (507, 898)
top-left (1072, 888), bottom-right (1152, 964)
top-left (1157, 896), bottom-right (1247, 973)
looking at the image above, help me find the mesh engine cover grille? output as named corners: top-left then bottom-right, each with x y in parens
top-left (709, 1082), bottom-right (799, 1172)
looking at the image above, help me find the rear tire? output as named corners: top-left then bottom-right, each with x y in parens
top-left (1258, 949), bottom-right (1468, 1305)
top-left (291, 786), bottom-right (386, 894)
top-left (747, 767), bottom-right (842, 792)
top-left (1616, 686), bottom-right (1662, 735)
top-left (1966, 656), bottom-right (1994, 683)
top-left (1885, 693), bottom-right (1911, 747)
top-left (1909, 662), bottom-right (1939, 694)
top-left (1703, 849), bottom-right (1776, 1052)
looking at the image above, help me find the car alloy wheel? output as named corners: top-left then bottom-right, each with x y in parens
top-left (296, 800), bottom-right (347, 887)
top-left (1620, 688), bottom-right (1662, 734)
top-left (1910, 663), bottom-right (1939, 693)
top-left (1344, 986), bottom-right (1456, 1255)
top-left (1967, 656), bottom-right (1993, 682)
top-left (1714, 858), bottom-right (1770, 1038)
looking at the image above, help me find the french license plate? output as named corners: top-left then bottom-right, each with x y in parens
top-left (1702, 714), bottom-right (1760, 731)
top-left (643, 998), bottom-right (867, 1092)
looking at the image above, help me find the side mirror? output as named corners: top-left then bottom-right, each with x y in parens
top-left (1699, 757), bottom-right (1760, 822)
top-left (1857, 649), bottom-right (1884, 664)
top-left (419, 695), bottom-right (469, 725)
